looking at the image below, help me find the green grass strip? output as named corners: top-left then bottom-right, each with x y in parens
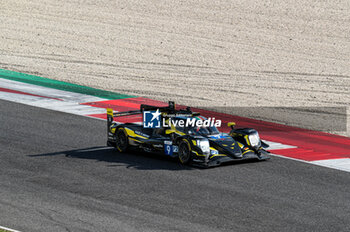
top-left (0, 69), bottom-right (135, 100)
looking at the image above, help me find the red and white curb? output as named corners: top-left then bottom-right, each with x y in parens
top-left (1, 78), bottom-right (350, 173)
top-left (0, 78), bottom-right (106, 115)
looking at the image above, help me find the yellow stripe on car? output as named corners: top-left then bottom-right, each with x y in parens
top-left (192, 150), bottom-right (206, 157)
top-left (124, 128), bottom-right (148, 139)
top-left (245, 135), bottom-right (251, 146)
top-left (210, 154), bottom-right (227, 158)
top-left (242, 149), bottom-right (254, 155)
top-left (171, 124), bottom-right (186, 136)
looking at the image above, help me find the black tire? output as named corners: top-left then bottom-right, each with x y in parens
top-left (178, 140), bottom-right (192, 164)
top-left (115, 128), bottom-right (129, 152)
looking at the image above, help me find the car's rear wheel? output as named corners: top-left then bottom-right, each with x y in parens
top-left (178, 140), bottom-right (192, 164)
top-left (116, 128), bottom-right (129, 152)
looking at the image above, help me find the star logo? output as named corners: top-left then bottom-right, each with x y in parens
top-left (150, 109), bottom-right (161, 121)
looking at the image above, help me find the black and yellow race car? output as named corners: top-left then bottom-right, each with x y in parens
top-left (106, 101), bottom-right (269, 167)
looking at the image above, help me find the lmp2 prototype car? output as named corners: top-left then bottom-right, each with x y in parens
top-left (106, 101), bottom-right (269, 167)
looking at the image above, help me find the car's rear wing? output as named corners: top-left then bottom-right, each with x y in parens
top-left (107, 101), bottom-right (177, 131)
top-left (106, 101), bottom-right (200, 132)
top-left (107, 101), bottom-right (175, 119)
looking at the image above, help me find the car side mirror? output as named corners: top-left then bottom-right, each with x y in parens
top-left (227, 122), bottom-right (236, 129)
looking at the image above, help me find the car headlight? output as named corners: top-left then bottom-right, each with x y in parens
top-left (197, 140), bottom-right (210, 154)
top-left (248, 132), bottom-right (261, 147)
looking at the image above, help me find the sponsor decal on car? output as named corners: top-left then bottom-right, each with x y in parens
top-left (135, 130), bottom-right (150, 138)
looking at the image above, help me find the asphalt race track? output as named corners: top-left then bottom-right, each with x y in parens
top-left (1, 99), bottom-right (350, 232)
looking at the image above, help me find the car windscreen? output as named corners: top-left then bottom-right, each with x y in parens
top-left (171, 117), bottom-right (220, 136)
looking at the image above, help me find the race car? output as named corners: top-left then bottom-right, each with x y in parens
top-left (106, 101), bottom-right (269, 167)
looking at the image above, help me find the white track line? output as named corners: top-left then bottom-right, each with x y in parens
top-left (0, 78), bottom-right (104, 103)
top-left (0, 225), bottom-right (21, 232)
top-left (0, 79), bottom-right (106, 115)
top-left (263, 140), bottom-right (297, 150)
top-left (0, 91), bottom-right (106, 115)
top-left (310, 158), bottom-right (350, 172)
top-left (269, 154), bottom-right (350, 173)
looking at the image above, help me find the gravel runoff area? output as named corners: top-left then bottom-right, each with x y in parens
top-left (1, 0), bottom-right (349, 135)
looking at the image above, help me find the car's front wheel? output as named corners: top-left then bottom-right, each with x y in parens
top-left (115, 128), bottom-right (129, 152)
top-left (178, 140), bottom-right (192, 164)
